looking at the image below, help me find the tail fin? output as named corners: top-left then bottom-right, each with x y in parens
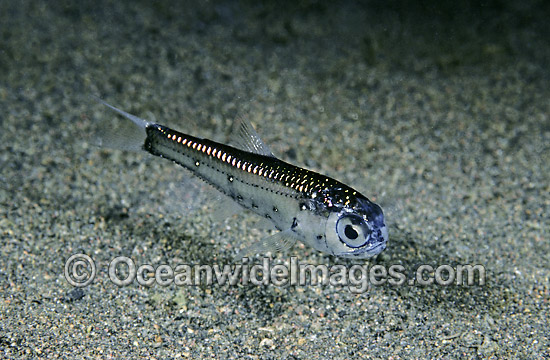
top-left (92, 96), bottom-right (150, 152)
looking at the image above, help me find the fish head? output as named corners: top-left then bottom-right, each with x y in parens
top-left (324, 194), bottom-right (388, 258)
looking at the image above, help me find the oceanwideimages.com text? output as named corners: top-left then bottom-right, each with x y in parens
top-left (65, 254), bottom-right (486, 293)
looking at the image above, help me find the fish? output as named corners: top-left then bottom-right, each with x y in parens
top-left (95, 99), bottom-right (388, 259)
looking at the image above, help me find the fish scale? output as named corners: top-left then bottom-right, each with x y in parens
top-left (145, 123), bottom-right (345, 231)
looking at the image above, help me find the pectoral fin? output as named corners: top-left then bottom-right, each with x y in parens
top-left (235, 229), bottom-right (298, 260)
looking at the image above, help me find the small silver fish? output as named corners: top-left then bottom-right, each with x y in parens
top-left (96, 99), bottom-right (388, 259)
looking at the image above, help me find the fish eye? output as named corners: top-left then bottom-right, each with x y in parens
top-left (336, 214), bottom-right (370, 248)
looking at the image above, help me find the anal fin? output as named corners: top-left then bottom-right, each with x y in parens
top-left (209, 194), bottom-right (244, 222)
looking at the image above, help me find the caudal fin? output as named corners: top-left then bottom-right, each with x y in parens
top-left (92, 96), bottom-right (150, 152)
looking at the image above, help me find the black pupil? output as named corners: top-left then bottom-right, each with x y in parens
top-left (344, 225), bottom-right (359, 240)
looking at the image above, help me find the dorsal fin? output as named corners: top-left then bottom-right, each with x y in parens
top-left (230, 115), bottom-right (274, 157)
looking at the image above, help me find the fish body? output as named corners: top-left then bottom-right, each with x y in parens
top-left (97, 100), bottom-right (388, 258)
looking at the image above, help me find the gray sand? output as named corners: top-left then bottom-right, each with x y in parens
top-left (1, 0), bottom-right (548, 358)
